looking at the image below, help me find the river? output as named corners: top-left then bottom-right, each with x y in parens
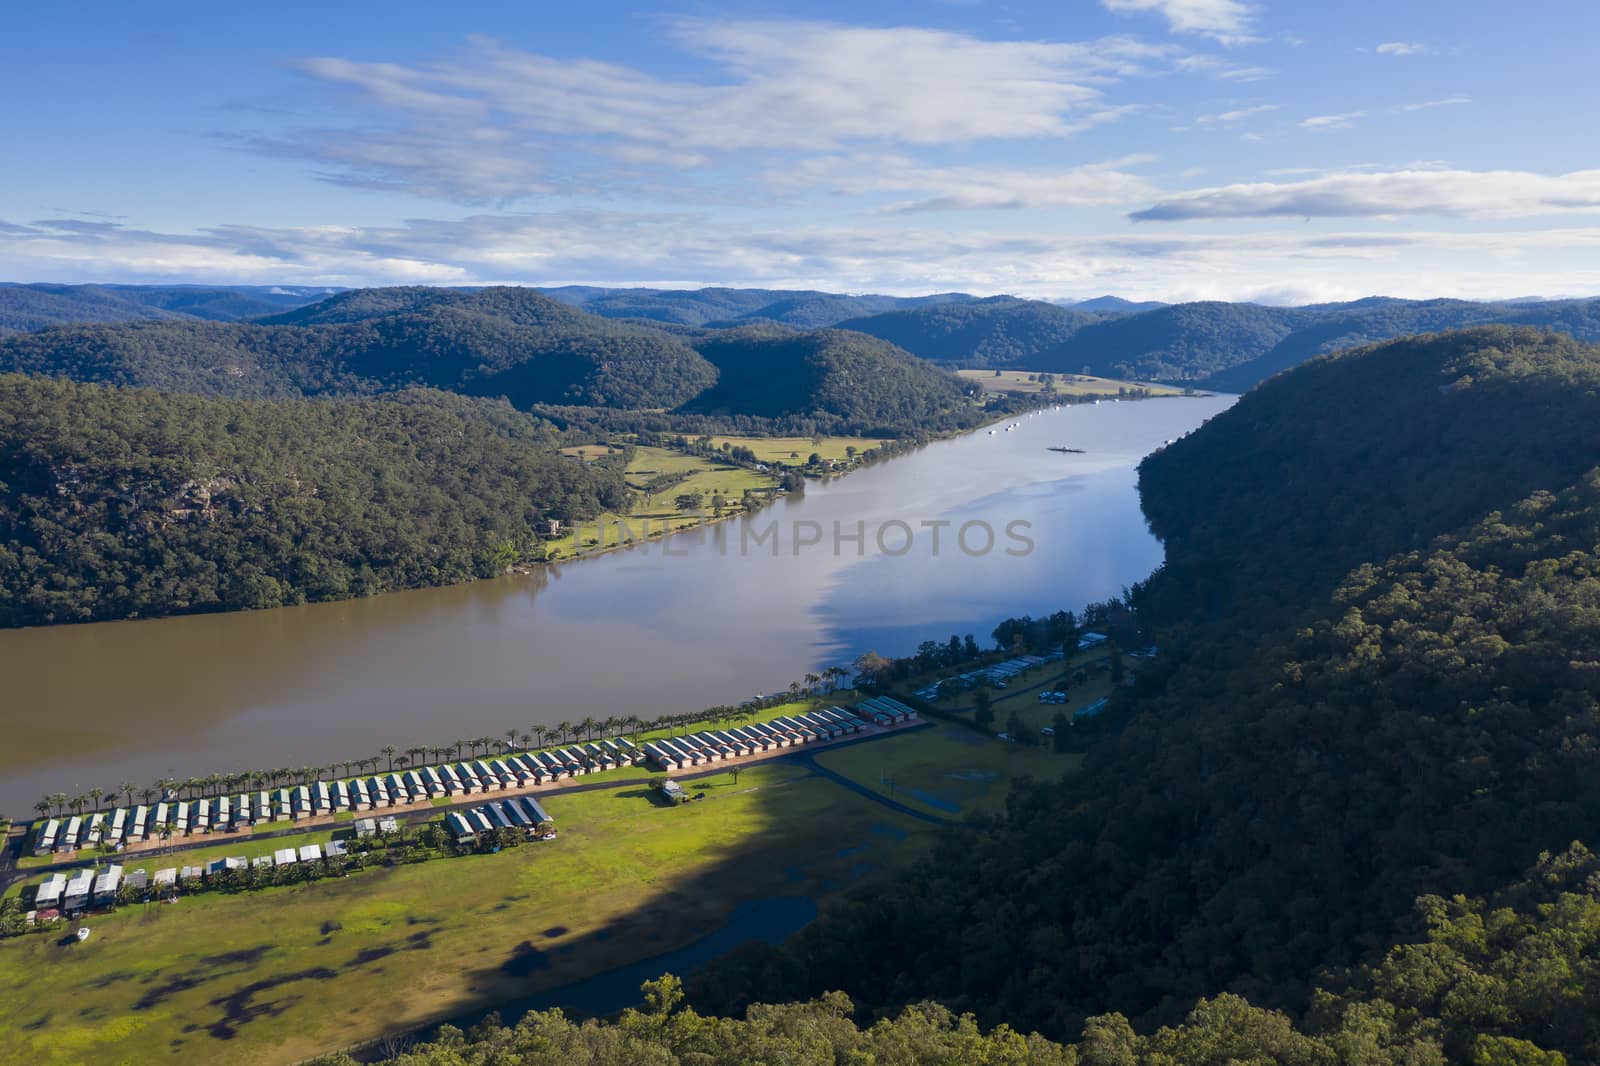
top-left (0, 394), bottom-right (1232, 815)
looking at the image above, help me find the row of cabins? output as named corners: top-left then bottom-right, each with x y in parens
top-left (32, 741), bottom-right (648, 854)
top-left (853, 696), bottom-right (916, 727)
top-left (446, 795), bottom-right (555, 842)
top-left (31, 842), bottom-right (356, 914)
top-left (641, 707), bottom-right (880, 771)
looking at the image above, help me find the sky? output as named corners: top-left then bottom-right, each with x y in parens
top-left (3, 0), bottom-right (1599, 303)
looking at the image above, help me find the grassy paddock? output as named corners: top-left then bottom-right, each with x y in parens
top-left (706, 435), bottom-right (882, 464)
top-left (958, 369), bottom-right (1181, 397)
top-left (0, 761), bottom-right (929, 1066)
top-left (815, 724), bottom-right (1075, 818)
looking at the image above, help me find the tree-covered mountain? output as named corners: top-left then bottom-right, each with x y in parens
top-left (837, 296), bottom-right (1105, 369)
top-left (839, 293), bottom-right (1600, 386)
top-left (682, 327), bottom-right (980, 434)
top-left (0, 287), bottom-right (721, 410)
top-left (0, 283), bottom-right (332, 332)
top-left (540, 285), bottom-right (976, 328)
top-left (0, 376), bottom-right (628, 627)
top-left (694, 327), bottom-right (1600, 1047)
top-left (0, 287), bottom-right (981, 432)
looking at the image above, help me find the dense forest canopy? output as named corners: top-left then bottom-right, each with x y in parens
top-left (835, 296), bottom-right (1105, 368)
top-left (0, 376), bottom-right (628, 627)
top-left (687, 327), bottom-right (1600, 1056)
top-left (683, 327), bottom-right (981, 434)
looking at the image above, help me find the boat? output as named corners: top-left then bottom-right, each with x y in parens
top-left (987, 429), bottom-right (995, 435)
top-left (76, 927), bottom-right (91, 942)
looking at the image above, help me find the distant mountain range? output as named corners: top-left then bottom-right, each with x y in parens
top-left (0, 286), bottom-right (975, 433)
top-left (0, 283), bottom-right (336, 332)
top-left (4, 282), bottom-right (1598, 392)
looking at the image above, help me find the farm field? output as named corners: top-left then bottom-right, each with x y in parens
top-left (0, 760), bottom-right (930, 1066)
top-left (958, 369), bottom-right (1182, 397)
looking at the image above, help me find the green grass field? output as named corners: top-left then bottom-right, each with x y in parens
top-left (816, 724), bottom-right (1075, 818)
top-left (544, 446), bottom-right (778, 558)
top-left (705, 434), bottom-right (882, 464)
top-left (0, 760), bottom-right (930, 1066)
top-left (958, 370), bottom-right (1181, 397)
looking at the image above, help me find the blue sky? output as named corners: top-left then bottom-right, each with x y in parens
top-left (3, 0), bottom-right (1598, 302)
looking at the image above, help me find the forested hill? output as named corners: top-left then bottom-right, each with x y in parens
top-left (839, 293), bottom-right (1600, 385)
top-left (0, 283), bottom-right (333, 332)
top-left (0, 376), bottom-right (627, 627)
top-left (836, 296), bottom-right (1103, 368)
top-left (0, 287), bottom-right (719, 410)
top-left (539, 285), bottom-right (975, 328)
top-left (695, 326), bottom-right (1600, 1051)
top-left (682, 327), bottom-right (979, 434)
top-left (0, 287), bottom-right (979, 431)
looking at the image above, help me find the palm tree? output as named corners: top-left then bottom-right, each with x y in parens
top-left (529, 727), bottom-right (547, 750)
top-left (407, 747), bottom-right (427, 768)
top-left (396, 755), bottom-right (410, 771)
top-left (88, 787), bottom-right (105, 812)
top-left (34, 798), bottom-right (51, 820)
top-left (50, 792), bottom-right (69, 816)
top-left (381, 745), bottom-right (398, 772)
top-left (119, 781), bottom-right (138, 808)
top-left (505, 729), bottom-right (520, 752)
top-left (70, 794), bottom-right (88, 816)
top-left (555, 721), bottom-right (573, 744)
top-left (453, 739), bottom-right (468, 759)
top-left (140, 787), bottom-right (157, 806)
top-left (804, 672), bottom-right (821, 692)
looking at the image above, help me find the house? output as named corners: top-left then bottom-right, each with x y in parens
top-left (355, 818), bottom-right (378, 839)
top-left (406, 769), bottom-right (430, 798)
top-left (288, 785), bottom-right (309, 817)
top-left (657, 779), bottom-right (687, 804)
top-left (501, 799), bottom-right (531, 828)
top-left (252, 856), bottom-right (274, 870)
top-left (533, 518), bottom-right (561, 538)
top-left (33, 819), bottom-right (59, 855)
top-left (315, 781), bottom-right (332, 814)
top-left (215, 796), bottom-right (230, 832)
top-left (125, 869), bottom-right (148, 893)
top-left (325, 840), bottom-right (349, 858)
top-left (153, 867), bottom-right (178, 890)
top-left (86, 812), bottom-right (107, 846)
top-left (273, 848), bottom-right (298, 866)
top-left (1077, 631), bottom-right (1108, 650)
top-left (274, 789), bottom-right (292, 822)
top-left (34, 873), bottom-right (67, 909)
top-left (63, 870), bottom-right (94, 911)
top-left (378, 815), bottom-right (400, 834)
top-left (129, 806), bottom-right (149, 843)
top-left (368, 776), bottom-right (390, 808)
top-left (174, 802), bottom-right (191, 835)
top-left (521, 796), bottom-right (553, 826)
top-left (483, 802), bottom-right (510, 829)
top-left (108, 807), bottom-right (128, 843)
top-left (332, 780), bottom-right (350, 810)
top-left (59, 815), bottom-right (83, 852)
top-left (93, 864), bottom-right (122, 904)
top-left (180, 865), bottom-right (204, 883)
top-left (614, 737), bottom-right (643, 763)
top-left (349, 778), bottom-right (371, 811)
top-left (298, 844), bottom-right (322, 862)
top-left (255, 791), bottom-right (273, 824)
top-left (447, 811), bottom-right (475, 841)
top-left (439, 763), bottom-right (463, 794)
top-left (468, 809), bottom-right (493, 834)
top-left (193, 799), bottom-right (210, 833)
top-left (456, 762), bottom-right (482, 793)
top-left (422, 765), bottom-right (445, 796)
top-left (644, 742), bottom-right (679, 770)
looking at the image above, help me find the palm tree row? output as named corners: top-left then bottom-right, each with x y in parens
top-left (33, 668), bottom-right (851, 821)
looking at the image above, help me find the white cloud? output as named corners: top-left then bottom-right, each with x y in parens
top-left (1398, 97), bottom-right (1472, 112)
top-left (1300, 111), bottom-right (1365, 130)
top-left (1197, 103), bottom-right (1279, 123)
top-left (1376, 41), bottom-right (1428, 56)
top-left (767, 154), bottom-right (1160, 212)
top-left (268, 23), bottom-right (1179, 203)
top-left (1130, 168), bottom-right (1600, 221)
top-left (7, 212), bottom-right (1600, 305)
top-left (1101, 0), bottom-right (1262, 44)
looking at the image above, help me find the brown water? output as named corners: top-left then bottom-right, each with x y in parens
top-left (0, 395), bottom-right (1232, 816)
